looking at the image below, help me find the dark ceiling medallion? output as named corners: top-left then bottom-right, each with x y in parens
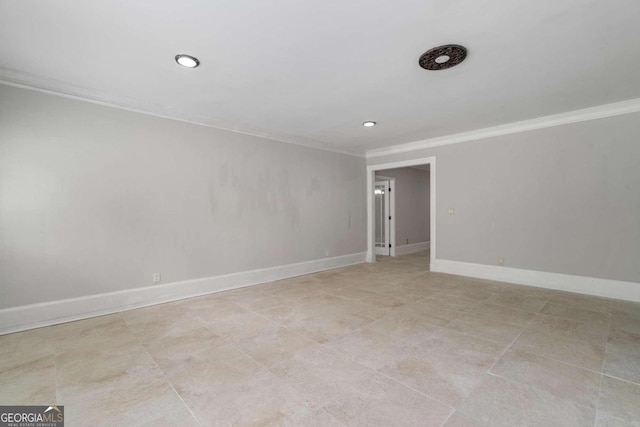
top-left (419, 44), bottom-right (467, 70)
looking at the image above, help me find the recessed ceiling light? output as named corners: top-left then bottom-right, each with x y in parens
top-left (419, 45), bottom-right (467, 70)
top-left (175, 54), bottom-right (200, 68)
top-left (363, 121), bottom-right (377, 127)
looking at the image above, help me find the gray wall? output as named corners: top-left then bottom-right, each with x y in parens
top-left (375, 168), bottom-right (430, 247)
top-left (368, 113), bottom-right (640, 284)
top-left (0, 85), bottom-right (366, 309)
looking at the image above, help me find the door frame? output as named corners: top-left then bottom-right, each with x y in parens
top-left (366, 156), bottom-right (436, 265)
top-left (374, 176), bottom-right (396, 257)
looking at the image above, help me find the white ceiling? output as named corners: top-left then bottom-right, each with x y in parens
top-left (1, 0), bottom-right (640, 155)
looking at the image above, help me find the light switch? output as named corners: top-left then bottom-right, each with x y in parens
top-left (448, 208), bottom-right (455, 215)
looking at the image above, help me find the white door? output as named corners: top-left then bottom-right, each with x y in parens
top-left (374, 180), bottom-right (391, 256)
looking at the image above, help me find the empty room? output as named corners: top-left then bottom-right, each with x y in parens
top-left (1, 1), bottom-right (640, 426)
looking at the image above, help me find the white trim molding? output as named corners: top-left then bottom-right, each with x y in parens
top-left (0, 76), bottom-right (363, 158)
top-left (432, 259), bottom-right (640, 303)
top-left (394, 241), bottom-right (430, 257)
top-left (366, 156), bottom-right (436, 267)
top-left (366, 97), bottom-right (640, 159)
top-left (0, 252), bottom-right (365, 335)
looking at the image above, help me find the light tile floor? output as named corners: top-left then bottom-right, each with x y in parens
top-left (1, 251), bottom-right (640, 426)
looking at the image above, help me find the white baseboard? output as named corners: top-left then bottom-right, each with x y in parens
top-left (394, 241), bottom-right (430, 256)
top-left (431, 259), bottom-right (640, 303)
top-left (0, 252), bottom-right (365, 336)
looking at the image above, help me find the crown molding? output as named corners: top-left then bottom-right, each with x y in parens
top-left (6, 66), bottom-right (639, 161)
top-left (0, 68), bottom-right (364, 158)
top-left (366, 97), bottom-right (640, 159)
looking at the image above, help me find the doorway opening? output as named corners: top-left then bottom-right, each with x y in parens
top-left (374, 178), bottom-right (395, 257)
top-left (366, 156), bottom-right (436, 267)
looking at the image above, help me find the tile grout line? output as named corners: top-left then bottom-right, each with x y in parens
top-left (246, 293), bottom-right (403, 344)
top-left (162, 302), bottom-right (308, 425)
top-left (247, 296), bottom-right (396, 352)
top-left (356, 359), bottom-right (456, 412)
top-left (479, 311), bottom-right (603, 426)
top-left (593, 310), bottom-right (612, 427)
top-left (439, 409), bottom-right (456, 427)
top-left (226, 341), bottom-right (349, 427)
top-left (482, 306), bottom-right (616, 426)
top-left (134, 332), bottom-right (205, 426)
top-left (452, 314), bottom-right (536, 421)
top-left (600, 309), bottom-right (613, 372)
top-left (245, 295), bottom-right (457, 413)
top-left (224, 274), bottom-right (407, 315)
top-left (53, 339), bottom-right (60, 406)
top-left (494, 347), bottom-right (640, 387)
top-left (191, 296), bottom-right (362, 418)
top-left (434, 308), bottom-right (534, 348)
top-left (324, 333), bottom-right (456, 409)
top-left (484, 308), bottom-right (619, 378)
top-left (487, 314), bottom-right (536, 374)
top-left (505, 349), bottom-right (607, 376)
top-left (120, 311), bottom-right (204, 423)
top-left (593, 371), bottom-right (604, 427)
top-left (601, 372), bottom-right (640, 387)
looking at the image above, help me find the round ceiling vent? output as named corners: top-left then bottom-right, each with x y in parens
top-left (419, 44), bottom-right (467, 70)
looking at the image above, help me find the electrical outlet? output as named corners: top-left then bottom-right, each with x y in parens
top-left (497, 257), bottom-right (505, 266)
top-left (153, 273), bottom-right (161, 283)
top-left (448, 208), bottom-right (455, 215)
top-left (325, 250), bottom-right (330, 257)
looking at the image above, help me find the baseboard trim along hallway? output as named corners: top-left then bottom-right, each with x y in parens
top-left (394, 241), bottom-right (430, 256)
top-left (0, 252), bottom-right (366, 335)
top-left (432, 259), bottom-right (640, 303)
